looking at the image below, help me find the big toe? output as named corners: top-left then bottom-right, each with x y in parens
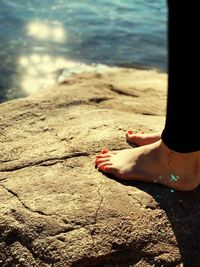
top-left (97, 160), bottom-right (113, 169)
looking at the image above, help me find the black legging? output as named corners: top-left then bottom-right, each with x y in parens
top-left (161, 1), bottom-right (200, 153)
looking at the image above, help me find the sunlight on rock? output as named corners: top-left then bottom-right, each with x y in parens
top-left (27, 21), bottom-right (66, 43)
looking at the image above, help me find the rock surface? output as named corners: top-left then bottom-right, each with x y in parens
top-left (0, 67), bottom-right (200, 267)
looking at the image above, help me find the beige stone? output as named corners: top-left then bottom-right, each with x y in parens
top-left (1, 68), bottom-right (199, 267)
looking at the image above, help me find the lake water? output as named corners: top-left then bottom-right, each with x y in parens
top-left (0, 0), bottom-right (167, 102)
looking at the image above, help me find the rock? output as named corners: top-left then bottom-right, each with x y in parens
top-left (0, 67), bottom-right (200, 267)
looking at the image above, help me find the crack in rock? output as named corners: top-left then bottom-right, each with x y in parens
top-left (0, 159), bottom-right (17, 163)
top-left (108, 84), bottom-right (139, 97)
top-left (1, 184), bottom-right (52, 216)
top-left (0, 151), bottom-right (90, 172)
top-left (88, 97), bottom-right (113, 103)
top-left (56, 97), bottom-right (112, 109)
top-left (0, 177), bottom-right (8, 182)
top-left (56, 99), bottom-right (90, 108)
top-left (94, 184), bottom-right (104, 224)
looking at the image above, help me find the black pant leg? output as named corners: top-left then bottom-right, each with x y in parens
top-left (161, 0), bottom-right (200, 153)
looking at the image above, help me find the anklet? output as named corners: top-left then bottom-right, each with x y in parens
top-left (154, 151), bottom-right (180, 185)
top-left (168, 151), bottom-right (180, 183)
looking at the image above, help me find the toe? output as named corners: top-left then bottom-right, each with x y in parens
top-left (127, 130), bottom-right (134, 135)
top-left (98, 164), bottom-right (118, 174)
top-left (97, 162), bottom-right (113, 170)
top-left (96, 153), bottom-right (111, 159)
top-left (101, 149), bottom-right (109, 154)
top-left (126, 131), bottom-right (133, 137)
top-left (126, 130), bottom-right (135, 138)
top-left (98, 165), bottom-right (109, 172)
top-left (126, 129), bottom-right (145, 139)
top-left (126, 135), bottom-right (135, 142)
top-left (95, 158), bottom-right (110, 164)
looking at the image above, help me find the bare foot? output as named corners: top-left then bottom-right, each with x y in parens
top-left (126, 130), bottom-right (161, 146)
top-left (95, 141), bottom-right (200, 191)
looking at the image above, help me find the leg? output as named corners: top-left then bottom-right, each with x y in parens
top-left (126, 1), bottom-right (200, 149)
top-left (95, 1), bottom-right (200, 191)
top-left (162, 0), bottom-right (200, 153)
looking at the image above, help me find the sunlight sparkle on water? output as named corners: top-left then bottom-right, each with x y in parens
top-left (19, 57), bottom-right (29, 67)
top-left (27, 21), bottom-right (66, 43)
top-left (18, 54), bottom-right (72, 95)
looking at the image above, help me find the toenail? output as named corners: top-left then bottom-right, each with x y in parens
top-left (101, 149), bottom-right (108, 154)
top-left (101, 166), bottom-right (108, 171)
top-left (127, 130), bottom-right (134, 134)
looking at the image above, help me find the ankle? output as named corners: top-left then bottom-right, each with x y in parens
top-left (161, 142), bottom-right (200, 190)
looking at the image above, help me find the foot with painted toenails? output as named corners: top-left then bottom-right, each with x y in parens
top-left (95, 134), bottom-right (200, 192)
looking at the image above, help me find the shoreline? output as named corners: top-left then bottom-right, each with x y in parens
top-left (0, 63), bottom-right (167, 104)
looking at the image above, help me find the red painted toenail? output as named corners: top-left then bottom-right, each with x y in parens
top-left (127, 130), bottom-right (134, 134)
top-left (101, 149), bottom-right (108, 154)
top-left (101, 166), bottom-right (108, 171)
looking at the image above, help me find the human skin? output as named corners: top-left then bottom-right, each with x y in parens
top-left (95, 139), bottom-right (200, 192)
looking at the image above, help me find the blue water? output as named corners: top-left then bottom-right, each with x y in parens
top-left (0, 0), bottom-right (167, 102)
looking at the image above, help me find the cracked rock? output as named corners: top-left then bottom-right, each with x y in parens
top-left (1, 68), bottom-right (200, 267)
